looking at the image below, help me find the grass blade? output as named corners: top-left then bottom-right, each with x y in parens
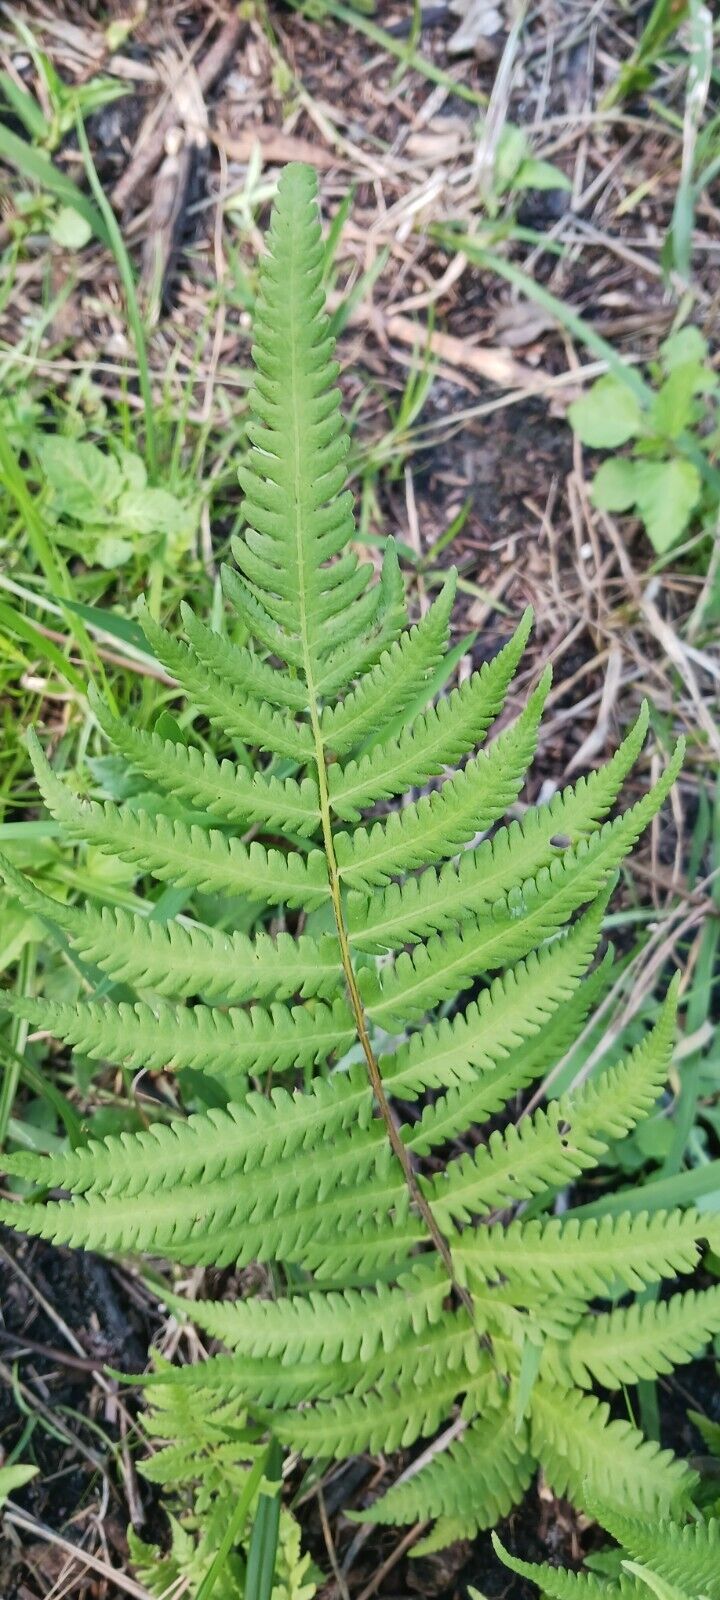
top-left (0, 122), bottom-right (109, 242)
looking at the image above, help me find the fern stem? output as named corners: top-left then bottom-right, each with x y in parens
top-left (280, 163), bottom-right (475, 1320)
top-left (310, 699), bottom-right (474, 1316)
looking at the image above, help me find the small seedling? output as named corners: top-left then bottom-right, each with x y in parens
top-left (568, 326), bottom-right (719, 554)
top-left (34, 435), bottom-right (198, 570)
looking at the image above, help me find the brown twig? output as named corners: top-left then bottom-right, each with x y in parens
top-left (113, 15), bottom-right (244, 211)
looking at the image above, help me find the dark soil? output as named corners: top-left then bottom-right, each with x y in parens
top-left (0, 1229), bottom-right (162, 1599)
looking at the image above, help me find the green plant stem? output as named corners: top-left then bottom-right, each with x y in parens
top-left (75, 115), bottom-right (158, 481)
top-left (195, 1448), bottom-right (268, 1600)
top-left (307, 682), bottom-right (474, 1316)
top-left (244, 1438), bottom-right (282, 1600)
top-left (0, 943), bottom-right (34, 1149)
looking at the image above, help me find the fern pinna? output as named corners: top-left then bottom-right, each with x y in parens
top-left (494, 1501), bottom-right (720, 1599)
top-left (1, 163), bottom-right (718, 1549)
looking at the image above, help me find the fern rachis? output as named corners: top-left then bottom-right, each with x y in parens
top-left (1, 163), bottom-right (718, 1552)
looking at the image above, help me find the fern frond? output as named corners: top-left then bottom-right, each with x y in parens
top-left (274, 1364), bottom-right (499, 1459)
top-left (359, 1412), bottom-right (534, 1532)
top-left (530, 1383), bottom-right (696, 1516)
top-left (234, 163), bottom-right (367, 674)
top-left (492, 1537), bottom-right (646, 1600)
top-left (688, 1408), bottom-right (720, 1456)
top-left (0, 1125), bottom-right (394, 1263)
top-left (139, 608), bottom-right (313, 759)
top-left (426, 990), bottom-right (676, 1226)
top-left (454, 1209), bottom-right (712, 1298)
top-left (181, 1260), bottom-right (448, 1366)
top-left (499, 943), bottom-right (614, 1091)
top-left (179, 602), bottom-right (309, 710)
top-left (0, 1068), bottom-right (372, 1200)
top-left (0, 992), bottom-right (355, 1081)
top-left (28, 732), bottom-right (328, 909)
top-left (597, 1508), bottom-right (720, 1599)
top-left (556, 1285), bottom-right (720, 1390)
top-left (0, 164), bottom-right (698, 1554)
top-left (312, 540), bottom-right (408, 698)
top-left (568, 976), bottom-right (678, 1141)
top-left (328, 609), bottom-right (532, 819)
top-left (350, 703), bottom-right (653, 947)
top-left (88, 689), bottom-right (321, 836)
top-left (366, 765), bottom-right (680, 1016)
top-left (0, 855), bottom-right (341, 1003)
top-left (161, 1307), bottom-right (487, 1418)
top-left (335, 672), bottom-right (550, 887)
top-left (318, 574), bottom-right (456, 754)
top-left (397, 897), bottom-right (606, 1146)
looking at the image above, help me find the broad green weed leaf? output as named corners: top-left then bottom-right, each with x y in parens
top-left (0, 1463), bottom-right (39, 1507)
top-left (494, 123), bottom-right (529, 190)
top-left (568, 377), bottom-right (643, 448)
top-left (651, 366), bottom-right (712, 441)
top-left (38, 437), bottom-right (122, 521)
top-left (117, 487), bottom-right (192, 537)
top-left (632, 459), bottom-right (702, 553)
top-left (116, 448), bottom-right (148, 491)
top-left (591, 458), bottom-right (639, 513)
top-left (660, 326), bottom-right (708, 371)
top-left (49, 205), bottom-right (93, 249)
top-left (515, 158), bottom-right (572, 192)
top-left (94, 534), bottom-right (134, 569)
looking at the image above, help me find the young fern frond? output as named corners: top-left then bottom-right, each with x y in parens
top-left (492, 1538), bottom-right (647, 1600)
top-left (494, 1508), bottom-right (720, 1600)
top-left (1, 163), bottom-right (713, 1549)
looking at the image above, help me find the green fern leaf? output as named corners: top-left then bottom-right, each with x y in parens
top-left (335, 672), bottom-right (550, 887)
top-left (312, 540), bottom-right (408, 698)
top-left (0, 855), bottom-right (340, 1003)
top-left (366, 766), bottom-right (680, 1019)
top-left (350, 703), bottom-right (653, 947)
top-left (358, 1412), bottom-right (535, 1532)
top-left (319, 574), bottom-right (456, 753)
top-left (0, 1067), bottom-right (371, 1200)
top-left (0, 992), bottom-right (355, 1080)
top-left (179, 1260), bottom-right (448, 1366)
top-left (399, 897), bottom-right (606, 1147)
top-left (0, 164), bottom-right (701, 1553)
top-left (28, 731), bottom-right (329, 909)
top-left (530, 1383), bottom-right (696, 1516)
top-left (274, 1365), bottom-right (499, 1459)
top-left (454, 1209), bottom-right (713, 1298)
top-left (557, 1284), bottom-right (720, 1389)
top-left (179, 602), bottom-right (310, 710)
top-left (0, 1126), bottom-right (393, 1263)
top-left (426, 989), bottom-right (677, 1225)
top-left (139, 607), bottom-right (313, 759)
top-left (597, 1508), bottom-right (720, 1599)
top-left (328, 608), bottom-right (532, 819)
top-left (491, 1536), bottom-right (646, 1600)
top-left (89, 688), bottom-right (321, 835)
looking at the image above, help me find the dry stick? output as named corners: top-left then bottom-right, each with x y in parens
top-left (113, 14), bottom-right (244, 210)
top-left (3, 1506), bottom-right (155, 1600)
top-left (354, 1521), bottom-right (429, 1600)
top-left (317, 1486), bottom-right (352, 1600)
